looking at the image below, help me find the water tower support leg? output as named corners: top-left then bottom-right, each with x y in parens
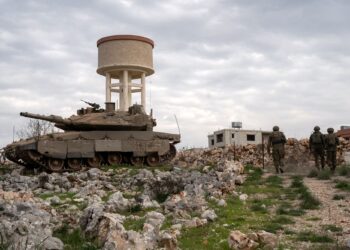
top-left (122, 70), bottom-right (129, 111)
top-left (141, 72), bottom-right (146, 108)
top-left (106, 72), bottom-right (111, 102)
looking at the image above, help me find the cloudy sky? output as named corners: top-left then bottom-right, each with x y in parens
top-left (1, 0), bottom-right (350, 148)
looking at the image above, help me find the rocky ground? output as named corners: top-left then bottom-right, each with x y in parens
top-left (0, 159), bottom-right (246, 250)
top-left (0, 144), bottom-right (350, 249)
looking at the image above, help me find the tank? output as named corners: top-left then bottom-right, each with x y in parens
top-left (3, 103), bottom-right (180, 172)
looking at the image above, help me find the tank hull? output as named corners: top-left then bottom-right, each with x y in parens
top-left (4, 131), bottom-right (180, 172)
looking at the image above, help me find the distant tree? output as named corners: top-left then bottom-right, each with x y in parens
top-left (17, 119), bottom-right (56, 139)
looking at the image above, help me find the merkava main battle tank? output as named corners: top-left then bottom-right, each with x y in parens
top-left (3, 102), bottom-right (180, 172)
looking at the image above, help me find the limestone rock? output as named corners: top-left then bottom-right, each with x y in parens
top-left (239, 194), bottom-right (248, 201)
top-left (228, 230), bottom-right (259, 250)
top-left (217, 199), bottom-right (227, 207)
top-left (50, 195), bottom-right (61, 206)
top-left (201, 209), bottom-right (217, 222)
top-left (145, 211), bottom-right (165, 229)
top-left (159, 231), bottom-right (177, 250)
top-left (106, 191), bottom-right (130, 212)
top-left (0, 191), bottom-right (63, 250)
top-left (257, 230), bottom-right (278, 248)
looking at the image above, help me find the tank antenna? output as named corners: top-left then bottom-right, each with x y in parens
top-left (174, 114), bottom-right (181, 135)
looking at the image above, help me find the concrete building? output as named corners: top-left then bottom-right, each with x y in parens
top-left (208, 128), bottom-right (271, 148)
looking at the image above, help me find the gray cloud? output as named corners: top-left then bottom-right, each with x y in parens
top-left (0, 0), bottom-right (350, 148)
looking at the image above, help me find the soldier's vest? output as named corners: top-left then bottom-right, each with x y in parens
top-left (326, 134), bottom-right (336, 145)
top-left (311, 132), bottom-right (323, 144)
top-left (271, 132), bottom-right (285, 145)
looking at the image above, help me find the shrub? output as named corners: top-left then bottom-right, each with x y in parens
top-left (322, 224), bottom-right (342, 232)
top-left (337, 165), bottom-right (350, 176)
top-left (299, 191), bottom-right (320, 210)
top-left (335, 181), bottom-right (350, 191)
top-left (307, 169), bottom-right (318, 178)
top-left (290, 176), bottom-right (304, 188)
top-left (296, 231), bottom-right (334, 243)
top-left (317, 169), bottom-right (332, 180)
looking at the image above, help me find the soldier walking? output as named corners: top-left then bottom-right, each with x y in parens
top-left (267, 126), bottom-right (287, 174)
top-left (309, 126), bottom-right (325, 170)
top-left (324, 127), bottom-right (339, 172)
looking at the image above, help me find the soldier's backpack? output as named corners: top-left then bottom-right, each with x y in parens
top-left (311, 132), bottom-right (323, 144)
top-left (271, 131), bottom-right (285, 144)
top-left (327, 134), bottom-right (336, 145)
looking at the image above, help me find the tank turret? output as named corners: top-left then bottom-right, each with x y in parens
top-left (20, 104), bottom-right (156, 132)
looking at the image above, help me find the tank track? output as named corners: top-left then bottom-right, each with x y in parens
top-left (3, 143), bottom-right (177, 173)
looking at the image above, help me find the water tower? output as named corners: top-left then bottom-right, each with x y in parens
top-left (96, 35), bottom-right (154, 111)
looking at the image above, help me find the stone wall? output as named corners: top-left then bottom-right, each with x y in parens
top-left (174, 138), bottom-right (350, 173)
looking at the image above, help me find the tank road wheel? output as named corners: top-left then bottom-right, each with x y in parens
top-left (161, 144), bottom-right (177, 163)
top-left (130, 156), bottom-right (144, 167)
top-left (48, 158), bottom-right (64, 172)
top-left (67, 158), bottom-right (82, 171)
top-left (146, 154), bottom-right (160, 167)
top-left (107, 153), bottom-right (122, 166)
top-left (87, 154), bottom-right (102, 168)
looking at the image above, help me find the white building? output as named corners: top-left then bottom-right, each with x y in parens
top-left (208, 128), bottom-right (271, 148)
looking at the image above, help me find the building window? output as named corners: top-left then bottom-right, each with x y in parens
top-left (231, 133), bottom-right (235, 138)
top-left (211, 139), bottom-right (214, 145)
top-left (247, 134), bottom-right (255, 141)
top-left (216, 133), bottom-right (223, 143)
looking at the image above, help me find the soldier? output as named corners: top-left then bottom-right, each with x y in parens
top-left (309, 126), bottom-right (325, 170)
top-left (324, 127), bottom-right (339, 172)
top-left (267, 126), bottom-right (287, 174)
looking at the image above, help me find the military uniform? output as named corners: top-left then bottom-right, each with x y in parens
top-left (324, 128), bottom-right (339, 172)
top-left (267, 126), bottom-right (287, 174)
top-left (309, 126), bottom-right (325, 170)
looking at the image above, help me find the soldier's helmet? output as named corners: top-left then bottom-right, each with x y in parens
top-left (314, 126), bottom-right (320, 131)
top-left (327, 127), bottom-right (334, 133)
top-left (273, 126), bottom-right (279, 131)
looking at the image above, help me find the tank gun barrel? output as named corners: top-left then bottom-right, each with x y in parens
top-left (20, 112), bottom-right (70, 125)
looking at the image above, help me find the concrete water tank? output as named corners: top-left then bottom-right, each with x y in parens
top-left (96, 35), bottom-right (154, 78)
top-left (96, 35), bottom-right (155, 111)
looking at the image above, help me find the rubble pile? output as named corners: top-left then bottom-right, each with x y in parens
top-left (174, 138), bottom-right (350, 170)
top-left (0, 160), bottom-right (245, 249)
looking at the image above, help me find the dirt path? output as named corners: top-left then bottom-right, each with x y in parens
top-left (280, 174), bottom-right (350, 247)
top-left (301, 178), bottom-right (350, 241)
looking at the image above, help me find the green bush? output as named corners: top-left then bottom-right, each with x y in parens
top-left (290, 176), bottom-right (304, 188)
top-left (322, 224), bottom-right (342, 232)
top-left (337, 165), bottom-right (350, 176)
top-left (335, 181), bottom-right (350, 191)
top-left (299, 190), bottom-right (320, 210)
top-left (276, 203), bottom-right (305, 216)
top-left (307, 169), bottom-right (319, 178)
top-left (317, 169), bottom-right (332, 180)
top-left (296, 231), bottom-right (334, 243)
